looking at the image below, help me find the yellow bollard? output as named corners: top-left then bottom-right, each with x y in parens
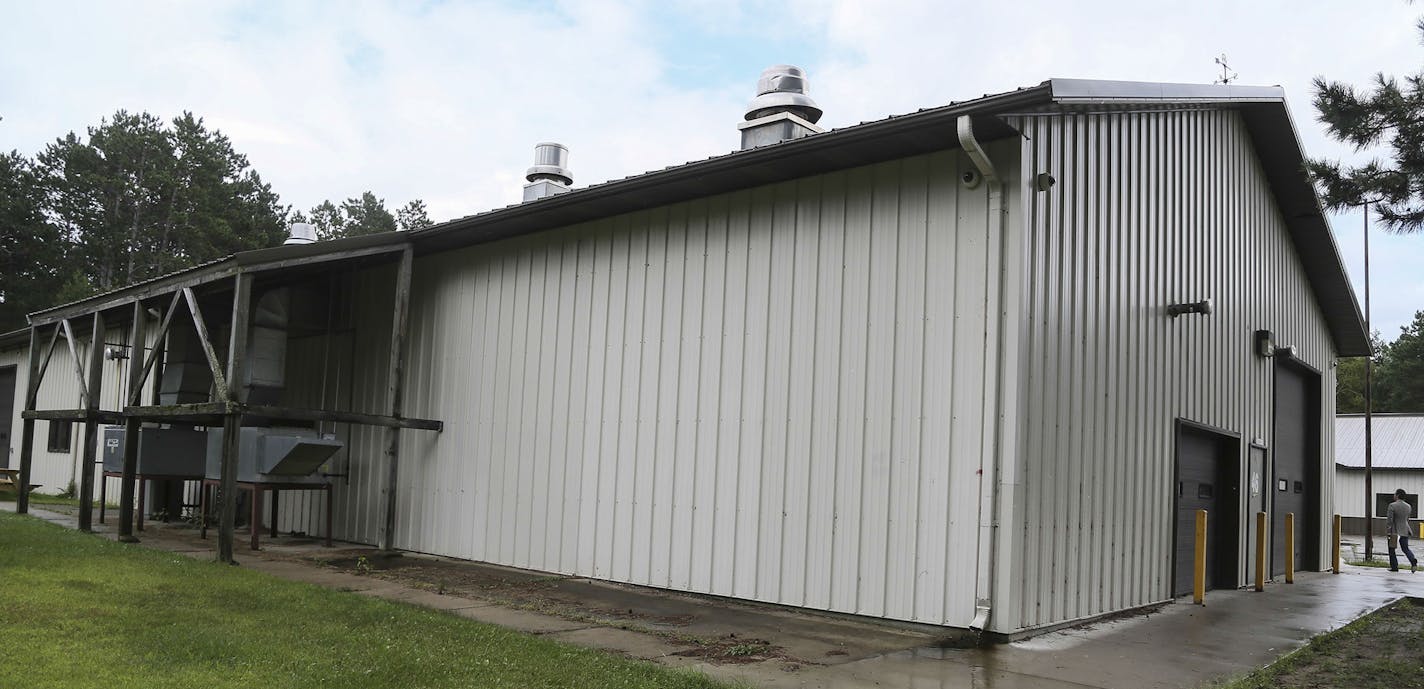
top-left (1334, 514), bottom-right (1342, 574)
top-left (1255, 511), bottom-right (1267, 592)
top-left (1285, 512), bottom-right (1295, 584)
top-left (1194, 509), bottom-right (1208, 605)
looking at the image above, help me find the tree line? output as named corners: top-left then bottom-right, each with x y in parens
top-left (1338, 311), bottom-right (1424, 414)
top-left (0, 110), bottom-right (432, 331)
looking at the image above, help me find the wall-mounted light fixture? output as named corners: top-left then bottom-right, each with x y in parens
top-left (1255, 329), bottom-right (1297, 359)
top-left (1255, 330), bottom-right (1276, 357)
top-left (104, 345), bottom-right (129, 361)
top-left (1167, 298), bottom-right (1213, 317)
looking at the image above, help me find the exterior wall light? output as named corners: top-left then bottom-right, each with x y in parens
top-left (1167, 298), bottom-right (1213, 317)
top-left (1255, 329), bottom-right (1276, 357)
top-left (1255, 329), bottom-right (1297, 358)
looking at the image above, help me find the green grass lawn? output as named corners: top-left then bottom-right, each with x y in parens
top-left (1215, 598), bottom-right (1424, 689)
top-left (0, 512), bottom-right (738, 689)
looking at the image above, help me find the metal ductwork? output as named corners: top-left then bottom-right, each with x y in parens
top-left (205, 427), bottom-right (341, 485)
top-left (285, 222), bottom-right (317, 245)
top-left (522, 142), bottom-right (573, 202)
top-left (243, 288), bottom-right (290, 405)
top-left (158, 326), bottom-right (214, 405)
top-left (738, 65), bottom-right (825, 150)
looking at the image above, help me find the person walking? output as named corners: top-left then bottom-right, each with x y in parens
top-left (1387, 488), bottom-right (1417, 573)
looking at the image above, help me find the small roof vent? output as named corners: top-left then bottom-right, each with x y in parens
top-left (523, 142), bottom-right (573, 202)
top-left (285, 222), bottom-right (317, 245)
top-left (744, 65), bottom-right (823, 123)
top-left (738, 65), bottom-right (825, 150)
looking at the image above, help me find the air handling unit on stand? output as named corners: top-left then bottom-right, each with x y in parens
top-left (203, 284), bottom-right (346, 485)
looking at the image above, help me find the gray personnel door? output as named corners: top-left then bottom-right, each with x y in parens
top-left (1174, 422), bottom-right (1240, 597)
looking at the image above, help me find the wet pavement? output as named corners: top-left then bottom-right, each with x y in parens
top-left (10, 503), bottom-right (1422, 689)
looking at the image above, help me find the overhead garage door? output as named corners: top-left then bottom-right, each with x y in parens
top-left (1273, 361), bottom-right (1320, 577)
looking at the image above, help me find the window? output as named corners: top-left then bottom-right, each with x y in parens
top-left (47, 421), bottom-right (72, 453)
top-left (1375, 493), bottom-right (1420, 518)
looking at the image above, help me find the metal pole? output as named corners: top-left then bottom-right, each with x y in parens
top-left (1255, 511), bottom-right (1267, 592)
top-left (1193, 510), bottom-right (1208, 605)
top-left (1285, 512), bottom-right (1295, 584)
top-left (1364, 204), bottom-right (1374, 561)
top-left (1332, 514), bottom-right (1341, 574)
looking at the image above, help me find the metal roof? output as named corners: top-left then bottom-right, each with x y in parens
top-left (23, 78), bottom-right (1369, 355)
top-left (1336, 414), bottom-right (1424, 469)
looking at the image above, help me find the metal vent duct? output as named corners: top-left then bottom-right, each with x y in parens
top-left (285, 222), bottom-right (317, 245)
top-left (523, 142), bottom-right (573, 202)
top-left (744, 65), bottom-right (823, 123)
top-left (738, 65), bottom-right (824, 150)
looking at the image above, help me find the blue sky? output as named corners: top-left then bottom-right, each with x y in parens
top-left (0, 0), bottom-right (1421, 339)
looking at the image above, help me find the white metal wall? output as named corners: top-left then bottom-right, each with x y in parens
top-left (1334, 469), bottom-right (1424, 520)
top-left (1003, 109), bottom-right (1338, 633)
top-left (283, 147), bottom-right (1017, 627)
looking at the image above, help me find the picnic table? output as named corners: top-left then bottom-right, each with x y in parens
top-left (0, 468), bottom-right (39, 493)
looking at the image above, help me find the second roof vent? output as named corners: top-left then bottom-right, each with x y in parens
top-left (523, 142), bottom-right (573, 202)
top-left (739, 65), bottom-right (824, 150)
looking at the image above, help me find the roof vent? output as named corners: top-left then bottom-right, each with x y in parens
top-left (285, 222), bottom-right (317, 245)
top-left (739, 65), bottom-right (825, 150)
top-left (523, 142), bottom-right (573, 202)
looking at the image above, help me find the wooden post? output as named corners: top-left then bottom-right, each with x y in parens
top-left (1285, 512), bottom-right (1295, 584)
top-left (1255, 511), bottom-right (1267, 592)
top-left (77, 311), bottom-right (105, 532)
top-left (217, 274), bottom-right (252, 564)
top-left (380, 246), bottom-right (414, 552)
top-left (1193, 510), bottom-right (1207, 605)
top-left (118, 301), bottom-right (147, 542)
top-left (16, 327), bottom-right (41, 514)
top-left (1332, 514), bottom-right (1342, 574)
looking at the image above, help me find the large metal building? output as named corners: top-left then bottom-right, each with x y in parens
top-left (0, 73), bottom-right (1368, 637)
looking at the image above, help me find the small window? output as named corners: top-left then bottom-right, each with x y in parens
top-left (1197, 483), bottom-right (1214, 499)
top-left (1293, 481), bottom-right (1304, 494)
top-left (1376, 493), bottom-right (1420, 518)
top-left (1278, 479), bottom-right (1288, 492)
top-left (47, 421), bottom-right (72, 453)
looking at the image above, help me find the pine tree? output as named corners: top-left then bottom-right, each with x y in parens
top-left (1377, 311), bottom-right (1424, 412)
top-left (1307, 20), bottom-right (1424, 230)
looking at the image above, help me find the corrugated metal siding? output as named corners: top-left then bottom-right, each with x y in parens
top-left (289, 148), bottom-right (1013, 626)
top-left (1005, 109), bottom-right (1338, 633)
top-left (1335, 414), bottom-right (1424, 468)
top-left (1334, 469), bottom-right (1424, 519)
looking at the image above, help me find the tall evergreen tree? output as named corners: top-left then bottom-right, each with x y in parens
top-left (0, 151), bottom-right (65, 331)
top-left (1307, 19), bottom-right (1424, 230)
top-left (1377, 311), bottom-right (1424, 412)
top-left (1336, 332), bottom-right (1385, 414)
top-left (34, 111), bottom-right (287, 293)
top-left (296, 191), bottom-right (433, 240)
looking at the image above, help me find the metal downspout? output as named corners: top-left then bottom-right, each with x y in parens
top-left (958, 115), bottom-right (1007, 633)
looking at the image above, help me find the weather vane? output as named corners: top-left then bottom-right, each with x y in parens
top-left (1214, 54), bottom-right (1237, 84)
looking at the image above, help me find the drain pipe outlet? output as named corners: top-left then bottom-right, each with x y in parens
top-left (957, 114), bottom-right (1005, 634)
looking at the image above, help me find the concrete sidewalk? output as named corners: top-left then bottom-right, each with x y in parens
top-left (10, 504), bottom-right (1420, 689)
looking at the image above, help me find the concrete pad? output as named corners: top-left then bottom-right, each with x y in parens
top-left (450, 603), bottom-right (592, 634)
top-left (547, 626), bottom-right (687, 659)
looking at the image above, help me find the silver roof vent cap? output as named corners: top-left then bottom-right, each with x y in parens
top-left (744, 65), bottom-right (823, 123)
top-left (526, 142), bottom-right (573, 186)
top-left (285, 222), bottom-right (317, 245)
top-left (523, 142), bottom-right (573, 202)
